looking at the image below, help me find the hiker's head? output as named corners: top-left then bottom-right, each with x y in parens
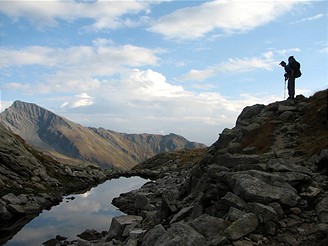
top-left (288, 56), bottom-right (295, 62)
top-left (279, 61), bottom-right (286, 67)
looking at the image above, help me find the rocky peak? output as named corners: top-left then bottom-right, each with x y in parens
top-left (211, 90), bottom-right (328, 158)
top-left (3, 100), bottom-right (69, 129)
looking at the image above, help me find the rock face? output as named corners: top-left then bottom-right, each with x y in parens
top-left (24, 90), bottom-right (328, 245)
top-left (0, 122), bottom-right (108, 245)
top-left (0, 100), bottom-right (206, 170)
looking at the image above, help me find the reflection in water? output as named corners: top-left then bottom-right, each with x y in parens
top-left (6, 176), bottom-right (148, 246)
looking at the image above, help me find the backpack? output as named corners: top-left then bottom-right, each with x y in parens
top-left (292, 61), bottom-right (302, 78)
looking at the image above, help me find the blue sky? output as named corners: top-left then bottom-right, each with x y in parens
top-left (0, 0), bottom-right (327, 145)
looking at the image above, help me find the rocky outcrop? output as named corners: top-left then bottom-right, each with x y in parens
top-left (0, 100), bottom-right (206, 170)
top-left (0, 122), bottom-right (109, 245)
top-left (44, 90), bottom-right (328, 245)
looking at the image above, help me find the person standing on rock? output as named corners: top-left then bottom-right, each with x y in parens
top-left (279, 60), bottom-right (293, 99)
top-left (279, 56), bottom-right (302, 100)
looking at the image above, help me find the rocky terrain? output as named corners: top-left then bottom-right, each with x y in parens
top-left (0, 100), bottom-right (205, 170)
top-left (0, 122), bottom-right (110, 245)
top-left (45, 89), bottom-right (328, 246)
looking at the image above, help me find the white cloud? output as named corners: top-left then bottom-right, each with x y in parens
top-left (0, 41), bottom-right (161, 93)
top-left (275, 48), bottom-right (301, 56)
top-left (0, 0), bottom-right (148, 30)
top-left (0, 42), bottom-right (159, 70)
top-left (3, 82), bottom-right (31, 90)
top-left (0, 100), bottom-right (13, 112)
top-left (290, 13), bottom-right (325, 24)
top-left (320, 47), bottom-right (328, 54)
top-left (0, 46), bottom-right (57, 68)
top-left (149, 0), bottom-right (300, 40)
top-left (127, 69), bottom-right (184, 98)
top-left (181, 52), bottom-right (278, 82)
top-left (61, 93), bottom-right (94, 109)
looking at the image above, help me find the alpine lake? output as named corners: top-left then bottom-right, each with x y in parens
top-left (6, 176), bottom-right (149, 245)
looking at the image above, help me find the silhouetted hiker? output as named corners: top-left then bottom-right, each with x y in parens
top-left (279, 56), bottom-right (301, 100)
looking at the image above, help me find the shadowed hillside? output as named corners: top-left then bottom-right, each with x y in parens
top-left (0, 122), bottom-right (108, 244)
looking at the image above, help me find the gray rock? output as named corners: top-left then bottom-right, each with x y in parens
top-left (244, 122), bottom-right (261, 132)
top-left (264, 221), bottom-right (276, 236)
top-left (108, 215), bottom-right (143, 239)
top-left (277, 233), bottom-right (298, 246)
top-left (161, 193), bottom-right (178, 214)
top-left (23, 202), bottom-right (42, 214)
top-left (229, 173), bottom-right (300, 206)
top-left (278, 105), bottom-right (297, 113)
top-left (129, 229), bottom-right (146, 240)
top-left (154, 222), bottom-right (206, 246)
top-left (77, 229), bottom-right (102, 241)
top-left (300, 186), bottom-right (321, 199)
top-left (0, 205), bottom-right (13, 220)
top-left (125, 239), bottom-right (138, 246)
top-left (225, 207), bottom-right (247, 222)
top-left (6, 204), bottom-right (26, 214)
top-left (216, 128), bottom-right (238, 149)
top-left (2, 193), bottom-right (21, 204)
top-left (242, 169), bottom-right (311, 187)
top-left (316, 197), bottom-right (328, 223)
top-left (246, 202), bottom-right (278, 223)
top-left (189, 213), bottom-right (229, 238)
top-left (134, 193), bottom-right (149, 210)
top-left (224, 213), bottom-right (259, 240)
top-left (142, 224), bottom-right (166, 246)
top-left (170, 206), bottom-right (193, 223)
top-left (279, 111), bottom-right (296, 121)
top-left (220, 191), bottom-right (247, 210)
top-left (236, 104), bottom-right (265, 126)
top-left (214, 153), bottom-right (260, 168)
top-left (16, 194), bottom-right (29, 204)
top-left (316, 149), bottom-right (328, 168)
top-left (267, 159), bottom-right (313, 176)
top-left (268, 202), bottom-right (285, 219)
top-left (122, 223), bottom-right (138, 237)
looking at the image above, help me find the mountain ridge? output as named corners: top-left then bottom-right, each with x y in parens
top-left (0, 100), bottom-right (206, 170)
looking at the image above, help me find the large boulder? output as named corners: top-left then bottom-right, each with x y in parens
top-left (224, 213), bottom-right (259, 240)
top-left (108, 215), bottom-right (143, 240)
top-left (154, 222), bottom-right (206, 246)
top-left (236, 104), bottom-right (265, 126)
top-left (188, 214), bottom-right (229, 240)
top-left (316, 197), bottom-right (328, 223)
top-left (142, 224), bottom-right (166, 246)
top-left (228, 173), bottom-right (301, 206)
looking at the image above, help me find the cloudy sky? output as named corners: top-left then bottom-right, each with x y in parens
top-left (0, 0), bottom-right (327, 145)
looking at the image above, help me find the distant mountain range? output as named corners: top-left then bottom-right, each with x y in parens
top-left (0, 101), bottom-right (206, 170)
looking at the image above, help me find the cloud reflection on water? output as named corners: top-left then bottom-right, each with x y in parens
top-left (7, 176), bottom-right (148, 246)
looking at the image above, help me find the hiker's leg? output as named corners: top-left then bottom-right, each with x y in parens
top-left (289, 76), bottom-right (295, 98)
top-left (288, 77), bottom-right (295, 98)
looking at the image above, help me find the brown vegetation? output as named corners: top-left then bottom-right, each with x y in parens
top-left (296, 90), bottom-right (328, 156)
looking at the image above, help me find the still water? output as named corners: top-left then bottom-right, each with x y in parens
top-left (6, 176), bottom-right (148, 246)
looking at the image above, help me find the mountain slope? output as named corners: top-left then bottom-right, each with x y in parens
top-left (211, 90), bottom-right (328, 157)
top-left (0, 101), bottom-right (206, 170)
